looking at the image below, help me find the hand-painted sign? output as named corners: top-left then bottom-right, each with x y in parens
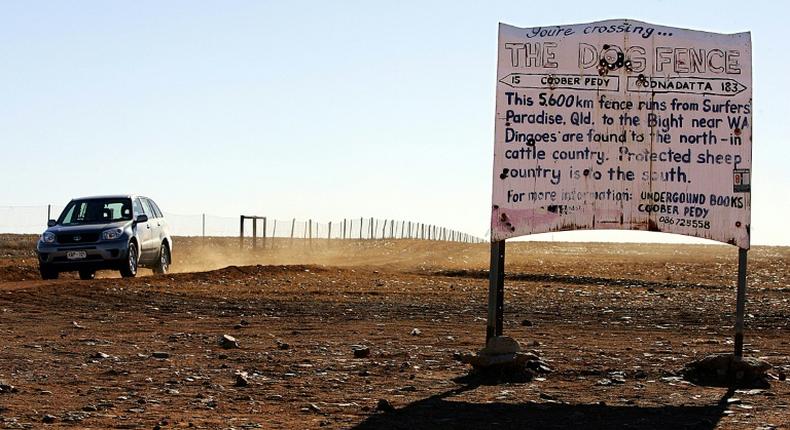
top-left (491, 20), bottom-right (752, 248)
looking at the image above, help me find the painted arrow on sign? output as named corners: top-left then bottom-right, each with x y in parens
top-left (626, 76), bottom-right (747, 96)
top-left (498, 73), bottom-right (620, 92)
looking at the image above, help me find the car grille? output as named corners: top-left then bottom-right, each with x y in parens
top-left (57, 233), bottom-right (100, 244)
top-left (52, 255), bottom-right (104, 263)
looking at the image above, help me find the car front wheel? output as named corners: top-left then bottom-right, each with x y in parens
top-left (153, 242), bottom-right (170, 275)
top-left (40, 265), bottom-right (59, 280)
top-left (120, 242), bottom-right (138, 278)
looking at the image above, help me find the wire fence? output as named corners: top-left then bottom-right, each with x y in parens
top-left (0, 205), bottom-right (484, 243)
top-left (238, 216), bottom-right (482, 243)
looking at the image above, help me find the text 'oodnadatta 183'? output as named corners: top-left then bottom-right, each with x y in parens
top-left (491, 19), bottom-right (752, 248)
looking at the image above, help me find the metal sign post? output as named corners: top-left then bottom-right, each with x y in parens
top-left (486, 240), bottom-right (506, 342)
top-left (734, 248), bottom-right (748, 359)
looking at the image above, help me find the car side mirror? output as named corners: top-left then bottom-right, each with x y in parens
top-left (135, 214), bottom-right (149, 224)
top-left (47, 219), bottom-right (57, 227)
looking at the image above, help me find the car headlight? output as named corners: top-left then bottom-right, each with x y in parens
top-left (41, 232), bottom-right (56, 243)
top-left (102, 229), bottom-right (124, 240)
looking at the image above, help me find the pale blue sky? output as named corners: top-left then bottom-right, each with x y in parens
top-left (1, 1), bottom-right (787, 244)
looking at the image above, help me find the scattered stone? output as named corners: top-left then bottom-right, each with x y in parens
top-left (608, 371), bottom-right (627, 384)
top-left (151, 351), bottom-right (170, 359)
top-left (235, 372), bottom-right (249, 387)
top-left (682, 353), bottom-right (771, 387)
top-left (376, 398), bottom-right (395, 413)
top-left (42, 414), bottom-right (56, 424)
top-left (0, 380), bottom-right (17, 394)
top-left (308, 403), bottom-right (322, 413)
top-left (352, 345), bottom-right (370, 358)
top-left (457, 337), bottom-right (549, 383)
top-left (219, 334), bottom-right (239, 349)
top-left (481, 336), bottom-right (521, 356)
top-left (91, 352), bottom-right (110, 360)
top-left (735, 389), bottom-right (766, 395)
top-left (521, 319), bottom-right (533, 327)
top-left (276, 340), bottom-right (290, 350)
top-left (410, 328), bottom-right (421, 336)
top-left (72, 321), bottom-right (86, 330)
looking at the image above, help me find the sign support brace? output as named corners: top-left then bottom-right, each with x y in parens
top-left (734, 248), bottom-right (748, 359)
top-left (486, 240), bottom-right (506, 343)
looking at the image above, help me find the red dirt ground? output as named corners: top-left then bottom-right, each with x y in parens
top-left (0, 234), bottom-right (788, 429)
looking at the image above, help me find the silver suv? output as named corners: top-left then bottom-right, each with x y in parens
top-left (36, 195), bottom-right (173, 280)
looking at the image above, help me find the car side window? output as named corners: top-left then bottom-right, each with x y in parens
top-left (149, 200), bottom-right (164, 219)
top-left (144, 199), bottom-right (157, 218)
top-left (141, 199), bottom-right (157, 219)
top-left (133, 198), bottom-right (145, 217)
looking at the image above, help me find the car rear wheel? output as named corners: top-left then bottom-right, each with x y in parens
top-left (120, 242), bottom-right (138, 278)
top-left (153, 242), bottom-right (170, 275)
top-left (40, 265), bottom-right (59, 280)
top-left (79, 269), bottom-right (96, 280)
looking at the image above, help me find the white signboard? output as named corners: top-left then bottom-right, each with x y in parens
top-left (491, 20), bottom-right (752, 248)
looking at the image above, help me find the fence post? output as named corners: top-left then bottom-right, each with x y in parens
top-left (290, 218), bottom-right (296, 246)
top-left (263, 217), bottom-right (268, 249)
top-left (369, 217), bottom-right (374, 239)
top-left (309, 219), bottom-right (313, 247)
top-left (47, 204), bottom-right (51, 221)
top-left (239, 216), bottom-right (245, 249)
top-left (272, 219), bottom-right (277, 246)
top-left (328, 221), bottom-right (332, 241)
top-left (252, 217), bottom-right (258, 249)
top-left (202, 213), bottom-right (206, 241)
top-left (343, 219), bottom-right (347, 240)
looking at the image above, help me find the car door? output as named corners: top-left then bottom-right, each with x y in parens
top-left (133, 197), bottom-right (156, 262)
top-left (147, 199), bottom-right (168, 244)
top-left (142, 198), bottom-right (163, 252)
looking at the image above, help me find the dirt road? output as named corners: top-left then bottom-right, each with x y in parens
top-left (0, 235), bottom-right (788, 429)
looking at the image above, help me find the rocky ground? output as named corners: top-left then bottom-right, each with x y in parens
top-left (0, 234), bottom-right (788, 429)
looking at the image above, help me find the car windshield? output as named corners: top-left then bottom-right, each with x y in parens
top-left (58, 198), bottom-right (133, 226)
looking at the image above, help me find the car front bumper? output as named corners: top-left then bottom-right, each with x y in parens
top-left (37, 240), bottom-right (129, 271)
